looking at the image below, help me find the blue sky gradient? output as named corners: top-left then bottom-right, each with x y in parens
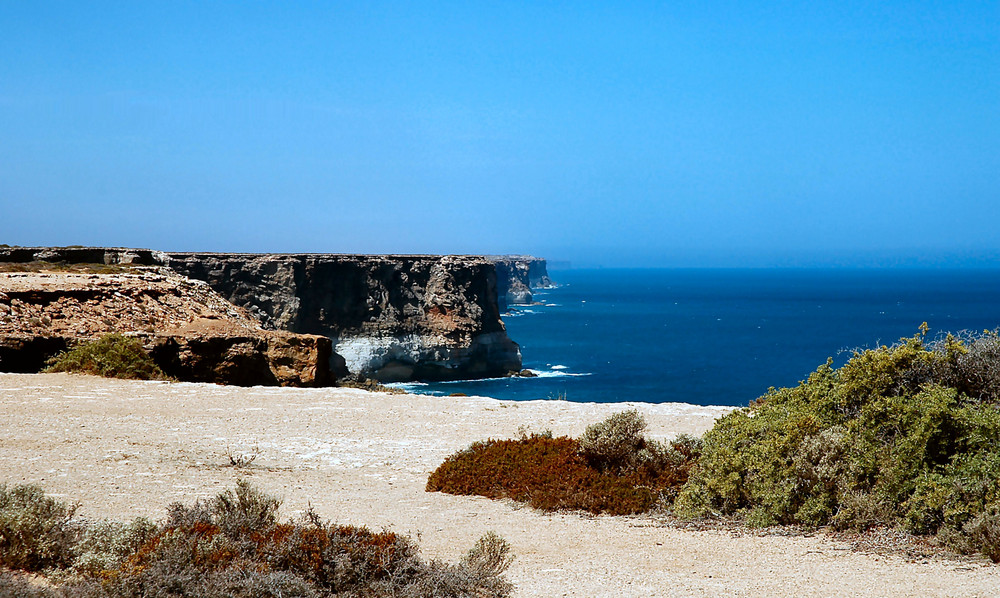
top-left (2, 1), bottom-right (997, 266)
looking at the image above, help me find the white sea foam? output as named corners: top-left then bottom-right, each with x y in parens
top-left (528, 369), bottom-right (591, 379)
top-left (550, 365), bottom-right (568, 370)
top-left (384, 381), bottom-right (429, 390)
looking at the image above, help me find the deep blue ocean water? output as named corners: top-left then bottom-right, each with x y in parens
top-left (394, 269), bottom-right (1000, 407)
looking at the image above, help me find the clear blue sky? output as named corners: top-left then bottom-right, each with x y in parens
top-left (2, 1), bottom-right (997, 267)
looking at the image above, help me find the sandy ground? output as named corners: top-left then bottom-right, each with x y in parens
top-left (1, 373), bottom-right (997, 597)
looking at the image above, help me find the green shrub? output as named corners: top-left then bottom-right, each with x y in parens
top-left (674, 328), bottom-right (1000, 561)
top-left (0, 483), bottom-right (81, 572)
top-left (462, 531), bottom-right (514, 579)
top-left (72, 517), bottom-right (157, 576)
top-left (579, 409), bottom-right (647, 472)
top-left (45, 334), bottom-right (168, 381)
top-left (209, 478), bottom-right (281, 536)
top-left (427, 413), bottom-right (700, 515)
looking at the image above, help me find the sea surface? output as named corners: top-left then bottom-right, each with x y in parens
top-left (393, 268), bottom-right (1000, 407)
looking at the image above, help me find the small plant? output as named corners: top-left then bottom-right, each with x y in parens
top-left (225, 444), bottom-right (260, 468)
top-left (579, 409), bottom-right (647, 472)
top-left (44, 333), bottom-right (169, 380)
top-left (462, 530), bottom-right (514, 578)
top-left (517, 425), bottom-right (552, 440)
top-left (0, 483), bottom-right (80, 571)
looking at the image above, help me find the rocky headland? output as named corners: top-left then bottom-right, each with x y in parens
top-left (490, 255), bottom-right (554, 310)
top-left (0, 247), bottom-right (547, 384)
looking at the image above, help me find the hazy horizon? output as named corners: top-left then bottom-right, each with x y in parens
top-left (2, 2), bottom-right (997, 268)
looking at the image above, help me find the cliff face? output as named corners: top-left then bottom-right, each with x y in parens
top-left (162, 253), bottom-right (522, 382)
top-left (0, 270), bottom-right (332, 386)
top-left (526, 258), bottom-right (554, 288)
top-left (490, 256), bottom-right (554, 310)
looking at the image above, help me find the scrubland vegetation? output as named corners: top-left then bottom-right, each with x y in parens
top-left (44, 334), bottom-right (169, 381)
top-left (428, 327), bottom-right (1000, 562)
top-left (0, 480), bottom-right (513, 597)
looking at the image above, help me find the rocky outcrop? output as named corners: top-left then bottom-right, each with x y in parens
top-left (161, 253), bottom-right (521, 382)
top-left (490, 256), bottom-right (554, 310)
top-left (0, 270), bottom-right (332, 386)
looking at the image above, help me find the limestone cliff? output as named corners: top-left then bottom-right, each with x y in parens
top-left (161, 253), bottom-right (521, 382)
top-left (0, 247), bottom-right (525, 383)
top-left (490, 256), bottom-right (554, 310)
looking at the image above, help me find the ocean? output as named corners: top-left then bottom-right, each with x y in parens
top-left (393, 268), bottom-right (1000, 407)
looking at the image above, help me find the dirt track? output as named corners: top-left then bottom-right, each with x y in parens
top-left (1, 373), bottom-right (997, 597)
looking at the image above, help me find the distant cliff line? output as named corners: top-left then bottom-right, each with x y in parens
top-left (0, 247), bottom-right (552, 384)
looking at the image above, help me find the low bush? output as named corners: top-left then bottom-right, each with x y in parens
top-left (72, 517), bottom-right (158, 576)
top-left (579, 409), bottom-right (647, 472)
top-left (674, 328), bottom-right (1000, 562)
top-left (44, 334), bottom-right (169, 381)
top-left (427, 413), bottom-right (700, 515)
top-left (0, 483), bottom-right (80, 571)
top-left (0, 481), bottom-right (514, 597)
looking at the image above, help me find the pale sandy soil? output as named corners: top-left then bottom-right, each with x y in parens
top-left (1, 373), bottom-right (997, 597)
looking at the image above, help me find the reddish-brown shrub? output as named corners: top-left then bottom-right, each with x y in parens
top-left (426, 434), bottom-right (698, 515)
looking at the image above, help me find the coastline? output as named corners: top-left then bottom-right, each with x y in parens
top-left (2, 373), bottom-right (997, 596)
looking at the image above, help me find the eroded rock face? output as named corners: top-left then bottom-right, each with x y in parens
top-left (0, 270), bottom-right (332, 386)
top-left (490, 256), bottom-right (554, 310)
top-left (162, 253), bottom-right (522, 382)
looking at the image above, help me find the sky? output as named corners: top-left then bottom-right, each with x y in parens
top-left (1, 1), bottom-right (998, 267)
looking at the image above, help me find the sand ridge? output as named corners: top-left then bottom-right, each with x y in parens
top-left (0, 373), bottom-right (996, 597)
